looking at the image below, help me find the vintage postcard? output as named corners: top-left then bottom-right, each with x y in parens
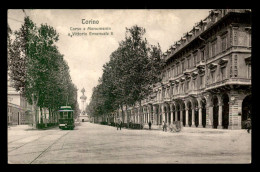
top-left (7, 9), bottom-right (251, 164)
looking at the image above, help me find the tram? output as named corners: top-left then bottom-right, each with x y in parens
top-left (58, 106), bottom-right (75, 130)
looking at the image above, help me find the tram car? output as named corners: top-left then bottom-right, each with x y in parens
top-left (58, 106), bottom-right (75, 130)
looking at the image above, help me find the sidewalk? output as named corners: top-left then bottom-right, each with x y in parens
top-left (141, 123), bottom-right (249, 135)
top-left (8, 124), bottom-right (59, 131)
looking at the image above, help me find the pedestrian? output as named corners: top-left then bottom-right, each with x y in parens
top-left (120, 120), bottom-right (122, 130)
top-left (245, 117), bottom-right (251, 133)
top-left (162, 121), bottom-right (167, 132)
top-left (117, 119), bottom-right (120, 130)
top-left (148, 121), bottom-right (152, 130)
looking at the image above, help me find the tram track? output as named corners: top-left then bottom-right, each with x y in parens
top-left (8, 129), bottom-right (67, 153)
top-left (29, 131), bottom-right (71, 164)
top-left (8, 129), bottom-right (57, 144)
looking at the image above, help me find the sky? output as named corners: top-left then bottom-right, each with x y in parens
top-left (8, 9), bottom-right (210, 107)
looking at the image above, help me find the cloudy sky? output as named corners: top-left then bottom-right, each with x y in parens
top-left (8, 9), bottom-right (210, 106)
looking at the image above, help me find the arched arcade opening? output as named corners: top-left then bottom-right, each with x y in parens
top-left (242, 94), bottom-right (252, 129)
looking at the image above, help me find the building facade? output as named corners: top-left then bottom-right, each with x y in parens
top-left (113, 9), bottom-right (251, 130)
top-left (8, 79), bottom-right (32, 125)
top-left (8, 77), bottom-right (51, 126)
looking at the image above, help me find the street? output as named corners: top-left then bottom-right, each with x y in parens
top-left (8, 122), bottom-right (251, 164)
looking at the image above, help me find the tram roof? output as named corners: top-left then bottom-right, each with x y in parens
top-left (60, 106), bottom-right (72, 109)
top-left (58, 110), bottom-right (74, 112)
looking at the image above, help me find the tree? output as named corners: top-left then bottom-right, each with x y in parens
top-left (8, 17), bottom-right (78, 128)
top-left (87, 25), bottom-right (164, 124)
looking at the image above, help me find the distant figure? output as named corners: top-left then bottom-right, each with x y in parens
top-left (117, 120), bottom-right (120, 130)
top-left (148, 121), bottom-right (152, 130)
top-left (120, 121), bottom-right (122, 130)
top-left (245, 117), bottom-right (251, 133)
top-left (162, 121), bottom-right (167, 132)
top-left (117, 120), bottom-right (122, 130)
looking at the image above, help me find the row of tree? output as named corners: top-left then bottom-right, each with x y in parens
top-left (8, 17), bottom-right (80, 128)
top-left (86, 25), bottom-right (164, 123)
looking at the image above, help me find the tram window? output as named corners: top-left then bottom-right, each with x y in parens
top-left (68, 112), bottom-right (71, 119)
top-left (60, 112), bottom-right (63, 119)
top-left (64, 112), bottom-right (68, 119)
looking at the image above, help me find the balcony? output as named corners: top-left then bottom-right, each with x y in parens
top-left (196, 61), bottom-right (206, 70)
top-left (183, 68), bottom-right (193, 76)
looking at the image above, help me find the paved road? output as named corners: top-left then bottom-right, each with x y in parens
top-left (8, 122), bottom-right (251, 164)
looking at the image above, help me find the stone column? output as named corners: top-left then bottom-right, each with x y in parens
top-left (153, 105), bottom-right (157, 125)
top-left (161, 104), bottom-right (165, 123)
top-left (198, 106), bottom-right (203, 128)
top-left (185, 108), bottom-right (189, 126)
top-left (170, 105), bottom-right (174, 124)
top-left (166, 109), bottom-right (170, 124)
top-left (218, 103), bottom-right (223, 129)
top-left (205, 94), bottom-right (213, 128)
top-left (207, 105), bottom-right (213, 128)
top-left (191, 108), bottom-right (195, 127)
top-left (228, 90), bottom-right (245, 129)
top-left (180, 109), bottom-right (183, 126)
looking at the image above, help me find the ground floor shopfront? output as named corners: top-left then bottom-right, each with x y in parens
top-left (113, 88), bottom-right (251, 130)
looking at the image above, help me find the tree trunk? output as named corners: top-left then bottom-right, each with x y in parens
top-left (48, 108), bottom-right (52, 124)
top-left (44, 108), bottom-right (47, 127)
top-left (120, 104), bottom-right (125, 123)
top-left (31, 94), bottom-right (37, 129)
top-left (40, 107), bottom-right (43, 125)
top-left (139, 101), bottom-right (142, 124)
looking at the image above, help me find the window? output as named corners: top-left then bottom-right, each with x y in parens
top-left (221, 35), bottom-right (227, 51)
top-left (211, 71), bottom-right (215, 83)
top-left (220, 67), bottom-right (226, 80)
top-left (248, 64), bottom-right (251, 78)
top-left (193, 55), bottom-right (196, 66)
top-left (64, 112), bottom-right (68, 119)
top-left (196, 53), bottom-right (200, 63)
top-left (182, 61), bottom-right (185, 73)
top-left (211, 41), bottom-right (216, 57)
top-left (248, 30), bottom-right (251, 47)
top-left (200, 75), bottom-right (204, 86)
top-left (172, 67), bottom-right (175, 77)
top-left (201, 50), bottom-right (205, 61)
top-left (177, 63), bottom-right (180, 75)
top-left (186, 81), bottom-right (189, 91)
top-left (162, 90), bottom-right (165, 98)
top-left (187, 57), bottom-right (190, 68)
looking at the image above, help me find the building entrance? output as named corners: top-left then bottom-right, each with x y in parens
top-left (222, 94), bottom-right (229, 129)
top-left (213, 96), bottom-right (219, 128)
top-left (242, 94), bottom-right (251, 129)
top-left (188, 102), bottom-right (192, 127)
top-left (182, 103), bottom-right (186, 126)
top-left (201, 98), bottom-right (206, 128)
top-left (194, 100), bottom-right (199, 127)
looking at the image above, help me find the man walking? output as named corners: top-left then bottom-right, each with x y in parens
top-left (148, 121), bottom-right (152, 130)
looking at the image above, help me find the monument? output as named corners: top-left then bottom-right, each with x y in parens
top-left (78, 88), bottom-right (89, 122)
